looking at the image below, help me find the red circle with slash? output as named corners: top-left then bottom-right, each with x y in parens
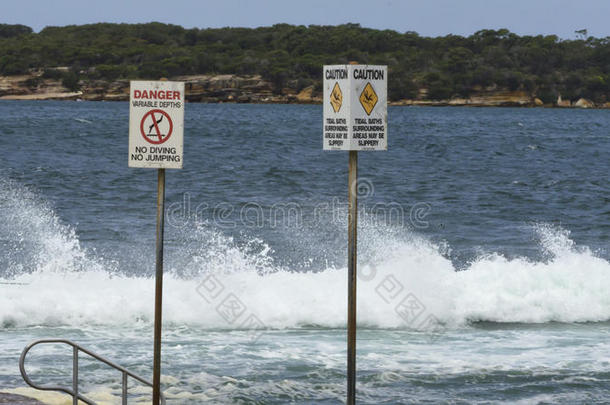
top-left (140, 109), bottom-right (173, 144)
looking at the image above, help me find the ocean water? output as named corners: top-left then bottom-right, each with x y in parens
top-left (0, 100), bottom-right (609, 404)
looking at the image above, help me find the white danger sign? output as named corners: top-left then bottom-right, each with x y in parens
top-left (129, 81), bottom-right (185, 169)
top-left (323, 65), bottom-right (387, 151)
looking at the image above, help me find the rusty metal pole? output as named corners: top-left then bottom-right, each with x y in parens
top-left (347, 150), bottom-right (358, 404)
top-left (153, 168), bottom-right (165, 405)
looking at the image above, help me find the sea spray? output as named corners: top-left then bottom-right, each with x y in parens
top-left (1, 178), bottom-right (610, 329)
top-left (0, 177), bottom-right (103, 278)
top-left (2, 223), bottom-right (609, 328)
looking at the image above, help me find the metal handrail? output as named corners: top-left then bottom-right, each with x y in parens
top-left (19, 339), bottom-right (166, 405)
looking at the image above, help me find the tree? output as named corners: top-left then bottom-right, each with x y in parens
top-left (575, 29), bottom-right (588, 40)
top-left (0, 24), bottom-right (32, 38)
top-left (61, 72), bottom-right (80, 91)
top-left (0, 22), bottom-right (608, 102)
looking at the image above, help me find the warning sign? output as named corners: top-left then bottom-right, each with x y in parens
top-left (323, 65), bottom-right (387, 151)
top-left (129, 81), bottom-right (184, 169)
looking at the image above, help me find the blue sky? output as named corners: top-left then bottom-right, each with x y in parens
top-left (6, 0), bottom-right (610, 39)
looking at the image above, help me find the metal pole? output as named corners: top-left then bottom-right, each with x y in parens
top-left (72, 347), bottom-right (78, 405)
top-left (347, 150), bottom-right (358, 404)
top-left (153, 168), bottom-right (166, 405)
top-left (122, 371), bottom-right (128, 405)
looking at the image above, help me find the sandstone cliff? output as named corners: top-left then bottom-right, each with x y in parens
top-left (0, 71), bottom-right (606, 108)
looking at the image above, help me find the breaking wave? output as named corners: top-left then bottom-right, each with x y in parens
top-left (1, 179), bottom-right (609, 329)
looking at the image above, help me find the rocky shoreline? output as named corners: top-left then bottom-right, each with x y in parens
top-left (1, 72), bottom-right (608, 109)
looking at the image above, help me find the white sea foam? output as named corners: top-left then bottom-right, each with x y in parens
top-left (1, 179), bottom-right (609, 329)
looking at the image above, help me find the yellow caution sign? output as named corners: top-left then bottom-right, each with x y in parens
top-left (323, 64), bottom-right (387, 151)
top-left (359, 82), bottom-right (378, 115)
top-left (330, 82), bottom-right (343, 113)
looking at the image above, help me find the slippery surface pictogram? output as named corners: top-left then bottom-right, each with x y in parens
top-left (359, 82), bottom-right (378, 115)
top-left (330, 82), bottom-right (343, 113)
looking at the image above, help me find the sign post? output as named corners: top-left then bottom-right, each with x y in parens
top-left (323, 64), bottom-right (387, 404)
top-left (129, 80), bottom-right (185, 405)
top-left (153, 166), bottom-right (165, 405)
top-left (347, 148), bottom-right (357, 403)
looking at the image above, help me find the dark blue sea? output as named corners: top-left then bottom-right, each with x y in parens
top-left (0, 100), bottom-right (609, 404)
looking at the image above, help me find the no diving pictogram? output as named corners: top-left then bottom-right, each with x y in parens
top-left (140, 109), bottom-right (173, 144)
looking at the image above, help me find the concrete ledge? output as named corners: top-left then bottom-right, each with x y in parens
top-left (0, 393), bottom-right (45, 404)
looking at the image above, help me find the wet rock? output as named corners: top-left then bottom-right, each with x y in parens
top-left (574, 98), bottom-right (594, 108)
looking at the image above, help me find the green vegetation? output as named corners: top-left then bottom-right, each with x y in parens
top-left (1, 22), bottom-right (609, 102)
top-left (0, 24), bottom-right (32, 38)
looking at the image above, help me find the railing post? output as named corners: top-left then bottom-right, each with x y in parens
top-left (122, 371), bottom-right (128, 405)
top-left (21, 339), bottom-right (163, 404)
top-left (72, 346), bottom-right (78, 405)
